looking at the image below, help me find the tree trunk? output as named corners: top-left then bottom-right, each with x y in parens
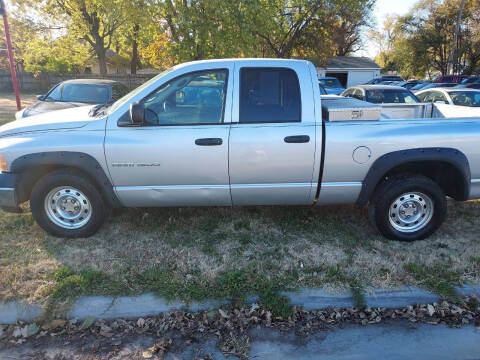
top-left (130, 24), bottom-right (139, 75)
top-left (97, 50), bottom-right (107, 76)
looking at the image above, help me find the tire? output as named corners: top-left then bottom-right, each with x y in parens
top-left (369, 175), bottom-right (447, 241)
top-left (30, 169), bottom-right (109, 238)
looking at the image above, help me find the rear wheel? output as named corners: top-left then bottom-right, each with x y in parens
top-left (30, 169), bottom-right (108, 238)
top-left (369, 175), bottom-right (447, 241)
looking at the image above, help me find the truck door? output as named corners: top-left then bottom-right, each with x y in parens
top-left (228, 62), bottom-right (318, 205)
top-left (104, 67), bottom-right (233, 207)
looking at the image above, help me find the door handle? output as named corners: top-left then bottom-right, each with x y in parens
top-left (195, 138), bottom-right (223, 146)
top-left (284, 135), bottom-right (310, 143)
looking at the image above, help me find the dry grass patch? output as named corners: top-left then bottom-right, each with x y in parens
top-left (0, 200), bottom-right (479, 308)
top-left (0, 92), bottom-right (37, 125)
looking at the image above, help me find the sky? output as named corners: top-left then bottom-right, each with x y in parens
top-left (358, 0), bottom-right (419, 58)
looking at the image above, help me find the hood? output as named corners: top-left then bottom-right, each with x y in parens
top-left (23, 100), bottom-right (87, 118)
top-left (0, 105), bottom-right (97, 138)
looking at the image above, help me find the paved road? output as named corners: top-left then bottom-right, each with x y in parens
top-left (247, 322), bottom-right (480, 360)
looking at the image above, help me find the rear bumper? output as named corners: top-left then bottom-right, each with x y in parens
top-left (0, 172), bottom-right (20, 212)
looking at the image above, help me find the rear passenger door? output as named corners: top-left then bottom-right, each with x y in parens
top-left (228, 62), bottom-right (317, 205)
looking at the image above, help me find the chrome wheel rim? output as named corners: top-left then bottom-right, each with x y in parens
top-left (388, 192), bottom-right (433, 233)
top-left (44, 187), bottom-right (92, 229)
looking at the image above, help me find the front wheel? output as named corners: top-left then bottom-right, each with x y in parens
top-left (30, 169), bottom-right (108, 238)
top-left (369, 175), bottom-right (447, 241)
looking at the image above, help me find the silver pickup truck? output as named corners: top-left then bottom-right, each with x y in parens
top-left (1, 59), bottom-right (479, 241)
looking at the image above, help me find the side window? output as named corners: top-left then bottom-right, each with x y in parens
top-left (351, 89), bottom-right (364, 101)
top-left (416, 92), bottom-right (430, 102)
top-left (45, 84), bottom-right (63, 101)
top-left (141, 69), bottom-right (228, 126)
top-left (429, 91), bottom-right (447, 103)
top-left (240, 68), bottom-right (301, 123)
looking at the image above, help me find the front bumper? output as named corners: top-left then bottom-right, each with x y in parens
top-left (0, 172), bottom-right (20, 212)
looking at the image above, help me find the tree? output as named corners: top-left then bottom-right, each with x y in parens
top-left (375, 0), bottom-right (480, 78)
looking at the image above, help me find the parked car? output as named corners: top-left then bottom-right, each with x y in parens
top-left (2, 59), bottom-right (480, 242)
top-left (365, 75), bottom-right (404, 84)
top-left (460, 76), bottom-right (480, 85)
top-left (401, 80), bottom-right (431, 90)
top-left (342, 85), bottom-right (419, 104)
top-left (318, 77), bottom-right (344, 95)
top-left (411, 83), bottom-right (458, 93)
top-left (416, 88), bottom-right (480, 107)
top-left (457, 83), bottom-right (480, 90)
top-left (15, 79), bottom-right (130, 119)
top-left (432, 75), bottom-right (469, 84)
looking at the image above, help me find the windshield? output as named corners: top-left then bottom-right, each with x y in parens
top-left (45, 83), bottom-right (109, 104)
top-left (109, 68), bottom-right (174, 113)
top-left (319, 78), bottom-right (342, 88)
top-left (449, 91), bottom-right (480, 107)
top-left (366, 89), bottom-right (419, 104)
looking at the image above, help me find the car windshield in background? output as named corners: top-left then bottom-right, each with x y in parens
top-left (46, 83), bottom-right (110, 104)
top-left (319, 78), bottom-right (342, 88)
top-left (449, 91), bottom-right (480, 107)
top-left (319, 84), bottom-right (327, 95)
top-left (366, 89), bottom-right (419, 104)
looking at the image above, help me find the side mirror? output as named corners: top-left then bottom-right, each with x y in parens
top-left (130, 102), bottom-right (144, 126)
top-left (37, 95), bottom-right (45, 101)
top-left (434, 100), bottom-right (447, 104)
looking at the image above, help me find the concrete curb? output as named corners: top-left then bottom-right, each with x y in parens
top-left (1, 285), bottom-right (479, 325)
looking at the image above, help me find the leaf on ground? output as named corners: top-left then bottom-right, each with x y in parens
top-left (24, 323), bottom-right (39, 338)
top-left (219, 309), bottom-right (230, 319)
top-left (142, 348), bottom-right (154, 359)
top-left (42, 319), bottom-right (66, 330)
top-left (79, 317), bottom-right (95, 330)
top-left (137, 318), bottom-right (146, 327)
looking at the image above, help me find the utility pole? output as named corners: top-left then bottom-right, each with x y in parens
top-left (1, 0), bottom-right (21, 110)
top-left (447, 0), bottom-right (466, 75)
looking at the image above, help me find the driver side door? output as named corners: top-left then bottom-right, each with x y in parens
top-left (104, 67), bottom-right (233, 207)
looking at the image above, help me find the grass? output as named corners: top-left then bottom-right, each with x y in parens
top-left (0, 91), bottom-right (479, 315)
top-left (1, 200), bottom-right (479, 317)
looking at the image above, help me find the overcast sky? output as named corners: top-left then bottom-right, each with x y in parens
top-left (358, 0), bottom-right (419, 58)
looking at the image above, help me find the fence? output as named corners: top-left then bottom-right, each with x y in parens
top-left (0, 72), bottom-right (158, 92)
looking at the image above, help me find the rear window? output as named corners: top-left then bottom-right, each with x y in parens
top-left (240, 68), bottom-right (301, 123)
top-left (449, 91), bottom-right (480, 107)
top-left (60, 84), bottom-right (110, 104)
top-left (366, 89), bottom-right (419, 104)
top-left (319, 78), bottom-right (341, 88)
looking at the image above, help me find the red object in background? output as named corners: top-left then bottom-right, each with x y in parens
top-left (1, 0), bottom-right (21, 111)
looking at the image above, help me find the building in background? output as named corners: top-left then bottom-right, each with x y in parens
top-left (316, 57), bottom-right (381, 88)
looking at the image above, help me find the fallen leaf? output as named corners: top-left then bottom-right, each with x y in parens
top-left (142, 349), bottom-right (154, 359)
top-left (137, 318), bottom-right (146, 327)
top-left (42, 319), bottom-right (66, 330)
top-left (23, 323), bottom-right (39, 338)
top-left (12, 327), bottom-right (23, 338)
top-left (249, 303), bottom-right (260, 315)
top-left (219, 309), bottom-right (230, 319)
top-left (80, 317), bottom-right (95, 330)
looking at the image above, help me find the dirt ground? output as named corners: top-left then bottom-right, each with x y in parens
top-left (0, 92), bottom-right (37, 125)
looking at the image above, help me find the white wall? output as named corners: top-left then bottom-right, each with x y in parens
top-left (315, 68), bottom-right (381, 87)
top-left (347, 70), bottom-right (380, 87)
